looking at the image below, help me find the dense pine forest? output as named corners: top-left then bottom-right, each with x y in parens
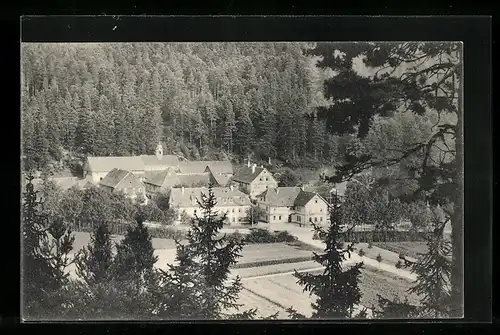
top-left (21, 42), bottom-right (340, 173)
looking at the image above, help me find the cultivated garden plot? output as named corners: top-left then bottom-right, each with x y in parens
top-left (238, 265), bottom-right (419, 317)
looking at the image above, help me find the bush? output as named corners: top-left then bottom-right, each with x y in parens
top-left (245, 228), bottom-right (277, 243)
top-left (242, 229), bottom-right (298, 244)
top-left (367, 242), bottom-right (373, 249)
top-left (276, 230), bottom-right (298, 243)
top-left (376, 253), bottom-right (383, 264)
top-left (358, 248), bottom-right (366, 258)
top-left (395, 260), bottom-right (402, 269)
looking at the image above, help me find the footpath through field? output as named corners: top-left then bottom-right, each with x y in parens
top-left (268, 223), bottom-right (417, 281)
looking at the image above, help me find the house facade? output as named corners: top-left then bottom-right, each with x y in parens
top-left (231, 163), bottom-right (278, 200)
top-left (257, 187), bottom-right (329, 226)
top-left (99, 168), bottom-right (147, 203)
top-left (169, 186), bottom-right (251, 225)
top-left (83, 143), bottom-right (231, 188)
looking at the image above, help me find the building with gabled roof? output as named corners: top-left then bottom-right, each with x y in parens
top-left (257, 187), bottom-right (329, 226)
top-left (84, 156), bottom-right (145, 183)
top-left (99, 168), bottom-right (146, 203)
top-left (178, 160), bottom-right (233, 175)
top-left (169, 186), bottom-right (251, 225)
top-left (143, 167), bottom-right (181, 193)
top-left (231, 162), bottom-right (278, 199)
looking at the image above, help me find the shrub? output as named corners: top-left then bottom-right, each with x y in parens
top-left (226, 231), bottom-right (245, 244)
top-left (376, 253), bottom-right (383, 264)
top-left (276, 230), bottom-right (298, 243)
top-left (242, 229), bottom-right (298, 244)
top-left (395, 260), bottom-right (402, 269)
top-left (358, 248), bottom-right (366, 258)
top-left (244, 228), bottom-right (276, 243)
top-left (367, 242), bottom-right (373, 249)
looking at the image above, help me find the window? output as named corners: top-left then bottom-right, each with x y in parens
top-left (265, 177), bottom-right (268, 181)
top-left (266, 185), bottom-right (268, 189)
top-left (238, 217), bottom-right (242, 222)
top-left (194, 209), bottom-right (197, 215)
top-left (260, 178), bottom-right (262, 181)
top-left (273, 216), bottom-right (276, 220)
top-left (315, 200), bottom-right (318, 204)
top-left (265, 215), bottom-right (268, 221)
top-left (314, 217), bottom-right (318, 222)
top-left (232, 208), bottom-right (235, 213)
top-left (239, 208), bottom-right (241, 213)
top-left (279, 216), bottom-right (281, 220)
top-left (320, 217), bottom-right (323, 222)
top-left (297, 216), bottom-right (301, 222)
top-left (320, 208), bottom-right (323, 212)
top-left (232, 217), bottom-right (235, 222)
top-left (100, 177), bottom-right (103, 181)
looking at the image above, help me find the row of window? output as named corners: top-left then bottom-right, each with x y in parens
top-left (296, 216), bottom-right (323, 223)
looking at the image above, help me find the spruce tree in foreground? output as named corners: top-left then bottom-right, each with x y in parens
top-left (375, 207), bottom-right (452, 319)
top-left (156, 184), bottom-right (257, 319)
top-left (75, 221), bottom-right (114, 286)
top-left (406, 209), bottom-right (452, 318)
top-left (291, 194), bottom-right (364, 319)
top-left (69, 216), bottom-right (160, 320)
top-left (22, 174), bottom-right (75, 320)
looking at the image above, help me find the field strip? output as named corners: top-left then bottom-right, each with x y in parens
top-left (241, 286), bottom-right (289, 311)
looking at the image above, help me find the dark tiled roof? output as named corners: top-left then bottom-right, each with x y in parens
top-left (293, 191), bottom-right (318, 207)
top-left (144, 167), bottom-right (179, 187)
top-left (99, 169), bottom-right (131, 188)
top-left (86, 156), bottom-right (144, 172)
top-left (177, 174), bottom-right (210, 187)
top-left (210, 172), bottom-right (230, 187)
top-left (258, 187), bottom-right (302, 207)
top-left (232, 166), bottom-right (265, 184)
top-left (169, 187), bottom-right (251, 208)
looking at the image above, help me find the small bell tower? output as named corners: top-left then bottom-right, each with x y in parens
top-left (155, 142), bottom-right (163, 160)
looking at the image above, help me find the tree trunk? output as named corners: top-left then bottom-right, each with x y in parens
top-left (450, 74), bottom-right (464, 317)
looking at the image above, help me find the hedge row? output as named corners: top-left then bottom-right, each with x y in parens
top-left (233, 255), bottom-right (313, 269)
top-left (71, 222), bottom-right (186, 240)
top-left (72, 224), bottom-right (298, 244)
top-left (313, 230), bottom-right (427, 243)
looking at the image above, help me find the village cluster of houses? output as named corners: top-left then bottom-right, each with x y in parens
top-left (30, 143), bottom-right (341, 226)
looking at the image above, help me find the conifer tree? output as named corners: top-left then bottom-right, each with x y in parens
top-left (406, 209), bottom-right (452, 318)
top-left (157, 184), bottom-right (256, 320)
top-left (293, 193), bottom-right (364, 319)
top-left (113, 214), bottom-right (158, 283)
top-left (75, 221), bottom-right (114, 286)
top-left (22, 175), bottom-right (75, 319)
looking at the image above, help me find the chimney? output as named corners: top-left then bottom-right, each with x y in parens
top-left (261, 165), bottom-right (263, 168)
top-left (247, 159), bottom-right (251, 168)
top-left (301, 186), bottom-right (304, 191)
top-left (181, 187), bottom-right (185, 194)
top-left (276, 188), bottom-right (280, 194)
top-left (252, 164), bottom-right (256, 174)
top-left (268, 157), bottom-right (271, 165)
top-left (230, 185), bottom-right (234, 192)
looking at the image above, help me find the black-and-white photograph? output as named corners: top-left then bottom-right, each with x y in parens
top-left (21, 40), bottom-right (463, 321)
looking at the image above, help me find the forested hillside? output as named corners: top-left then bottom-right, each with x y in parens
top-left (21, 42), bottom-right (337, 173)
